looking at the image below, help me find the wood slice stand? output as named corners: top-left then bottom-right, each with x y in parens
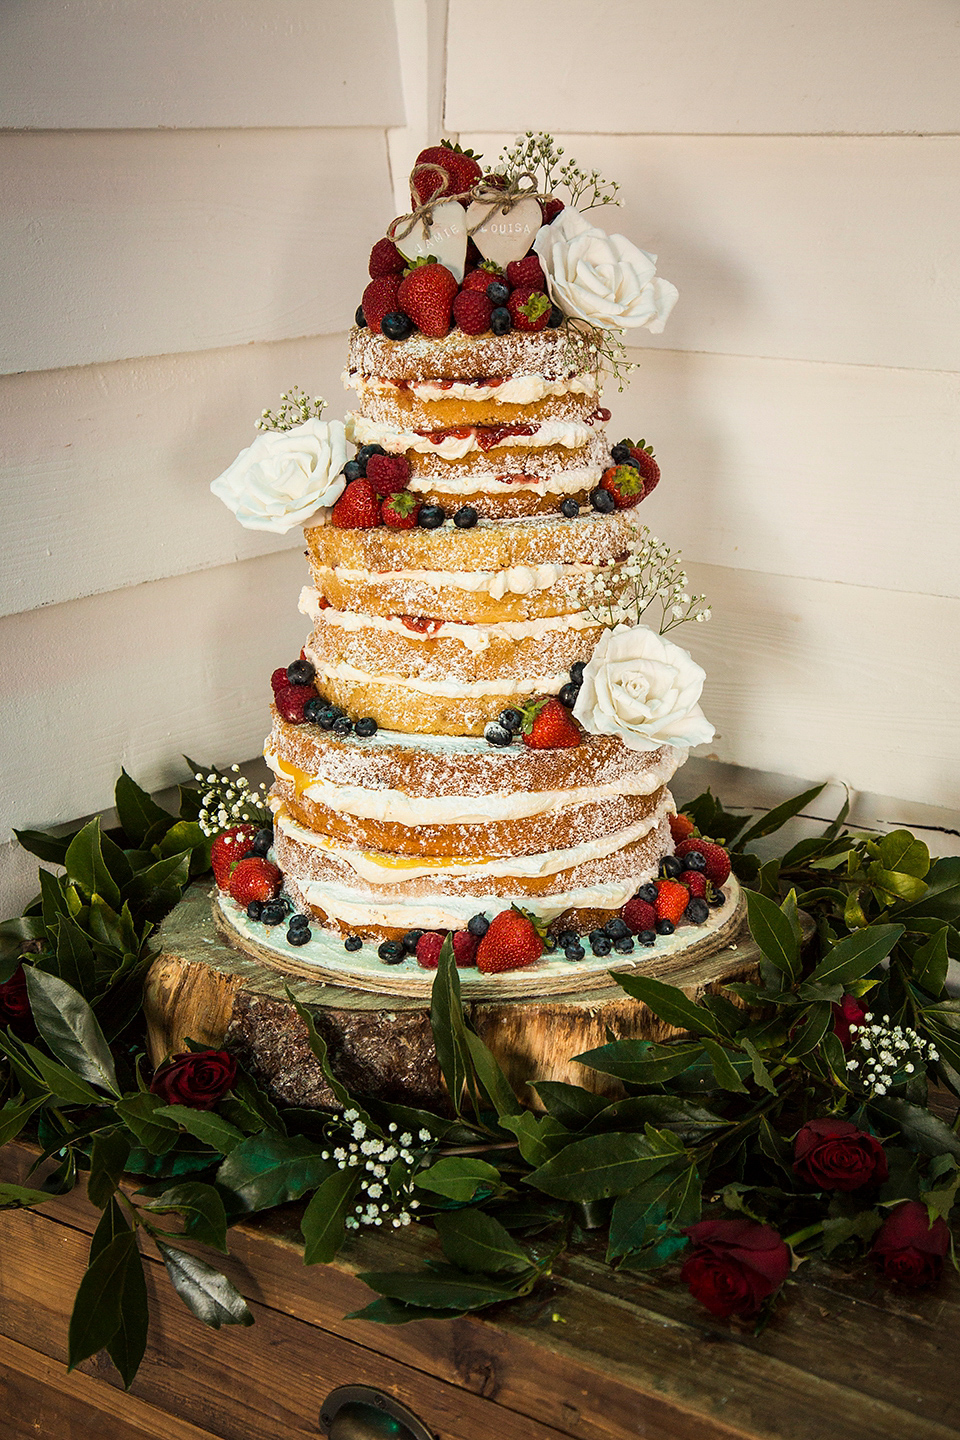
top-left (145, 882), bottom-right (761, 1112)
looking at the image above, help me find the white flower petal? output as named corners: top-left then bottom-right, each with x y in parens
top-left (533, 210), bottom-right (678, 334)
top-left (573, 624), bottom-right (714, 752)
top-left (210, 418), bottom-right (347, 533)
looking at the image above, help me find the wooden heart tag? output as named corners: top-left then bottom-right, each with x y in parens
top-left (466, 196), bottom-right (543, 269)
top-left (393, 200), bottom-right (467, 282)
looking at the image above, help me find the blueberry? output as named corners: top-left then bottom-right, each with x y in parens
top-left (708, 889), bottom-right (726, 908)
top-left (240, 851), bottom-right (258, 862)
top-left (356, 444), bottom-right (386, 465)
top-left (316, 707), bottom-right (338, 730)
top-left (355, 305), bottom-right (368, 328)
top-left (484, 722), bottom-right (513, 748)
top-left (260, 903), bottom-right (285, 926)
top-left (418, 504), bottom-right (445, 529)
top-left (401, 929), bottom-right (425, 954)
top-left (287, 657), bottom-right (316, 685)
top-left (454, 505), bottom-right (478, 529)
top-left (490, 306), bottom-right (512, 335)
top-left (332, 716), bottom-right (354, 737)
top-left (590, 934), bottom-right (612, 957)
top-left (246, 900), bottom-right (264, 921)
top-left (558, 682), bottom-right (580, 709)
top-left (381, 311), bottom-right (414, 340)
top-left (354, 717), bottom-right (378, 738)
top-left (304, 696), bottom-right (327, 722)
top-left (547, 305), bottom-right (564, 328)
top-left (498, 707), bottom-right (522, 732)
top-left (614, 936), bottom-right (635, 954)
top-left (558, 929), bottom-right (579, 949)
top-left (467, 913), bottom-right (490, 938)
top-left (686, 897), bottom-right (710, 924)
top-left (287, 926), bottom-right (311, 946)
top-left (486, 281), bottom-right (509, 305)
top-left (564, 943), bottom-right (585, 962)
top-left (344, 934), bottom-right (363, 952)
top-left (638, 929), bottom-right (657, 947)
top-left (682, 851), bottom-right (707, 872)
top-left (288, 912), bottom-right (311, 932)
top-left (590, 486), bottom-right (616, 514)
top-left (610, 443), bottom-right (631, 464)
top-left (604, 917), bottom-right (631, 941)
top-left (560, 498), bottom-right (579, 518)
top-left (659, 855), bottom-right (683, 879)
top-left (635, 882), bottom-right (658, 905)
top-left (378, 940), bottom-right (405, 964)
top-left (656, 918), bottom-right (675, 936)
top-left (569, 661), bottom-right (586, 685)
top-left (342, 459), bottom-right (364, 483)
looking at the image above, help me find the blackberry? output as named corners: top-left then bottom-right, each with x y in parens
top-left (590, 486), bottom-right (616, 514)
top-left (344, 934), bottom-right (363, 952)
top-left (498, 707), bottom-right (522, 732)
top-left (614, 936), bottom-right (635, 954)
top-left (401, 929), bottom-right (425, 954)
top-left (558, 929), bottom-right (579, 949)
top-left (246, 900), bottom-right (264, 922)
top-left (286, 657), bottom-right (316, 685)
top-left (454, 505), bottom-right (478, 529)
top-left (564, 943), bottom-right (585, 962)
top-left (486, 281), bottom-right (509, 305)
top-left (659, 855), bottom-right (683, 879)
top-left (655, 918), bottom-right (675, 936)
top-left (547, 305), bottom-right (564, 328)
top-left (604, 917), bottom-right (631, 941)
top-left (342, 459), bottom-right (364, 483)
top-left (356, 444), bottom-right (386, 465)
top-left (569, 661), bottom-right (586, 685)
top-left (355, 305), bottom-right (368, 328)
top-left (589, 934), bottom-right (612, 957)
top-left (685, 897), bottom-right (710, 924)
top-left (490, 307), bottom-right (512, 335)
top-left (381, 311), bottom-right (414, 340)
top-left (260, 902), bottom-right (285, 927)
top-left (635, 882), bottom-right (658, 905)
top-left (354, 717), bottom-right (378, 738)
top-left (378, 940), bottom-right (405, 964)
top-left (418, 504), bottom-right (445, 529)
top-left (467, 914), bottom-right (490, 939)
top-left (559, 498), bottom-right (579, 518)
top-left (558, 682), bottom-right (580, 709)
top-left (682, 851), bottom-right (707, 872)
top-left (484, 722), bottom-right (513, 748)
top-left (332, 716), bottom-right (354, 737)
top-left (287, 926), bottom-right (311, 946)
top-left (637, 929), bottom-right (656, 947)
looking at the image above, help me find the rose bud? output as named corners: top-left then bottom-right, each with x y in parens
top-left (832, 993), bottom-right (869, 1051)
top-left (150, 1049), bottom-right (238, 1110)
top-left (793, 1117), bottom-right (888, 1192)
top-left (681, 1217), bottom-right (791, 1319)
top-left (872, 1200), bottom-right (950, 1287)
top-left (0, 964), bottom-right (31, 1027)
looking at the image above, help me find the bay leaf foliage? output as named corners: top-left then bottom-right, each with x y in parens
top-left (1, 773), bottom-right (960, 1379)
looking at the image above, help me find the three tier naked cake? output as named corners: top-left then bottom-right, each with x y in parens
top-left (209, 135), bottom-right (742, 998)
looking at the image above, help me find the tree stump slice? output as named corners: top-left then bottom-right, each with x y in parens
top-left (145, 883), bottom-right (764, 1113)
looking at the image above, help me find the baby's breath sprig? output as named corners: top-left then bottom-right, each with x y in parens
top-left (844, 1014), bottom-right (939, 1098)
top-left (194, 765), bottom-right (272, 838)
top-left (256, 387), bottom-right (327, 433)
top-left (324, 1111), bottom-right (436, 1231)
top-left (497, 132), bottom-right (621, 211)
top-left (560, 318), bottom-right (636, 391)
top-left (577, 525), bottom-right (712, 636)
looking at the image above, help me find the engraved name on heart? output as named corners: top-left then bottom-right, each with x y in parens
top-left (466, 197), bottom-right (543, 269)
top-left (394, 200), bottom-right (467, 282)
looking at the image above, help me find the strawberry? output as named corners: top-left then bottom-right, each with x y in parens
top-left (274, 684), bottom-right (313, 723)
top-left (682, 871), bottom-right (708, 900)
top-left (461, 263), bottom-right (504, 293)
top-left (332, 478), bottom-right (381, 529)
top-left (270, 667), bottom-right (289, 695)
top-left (368, 237), bottom-right (406, 278)
top-left (361, 275), bottom-right (402, 333)
top-left (507, 287), bottom-right (551, 333)
top-left (452, 930), bottom-right (479, 968)
top-left (520, 696), bottom-right (581, 750)
top-left (397, 261), bottom-right (458, 338)
top-left (476, 906), bottom-right (545, 974)
top-left (411, 142), bottom-right (483, 205)
top-left (506, 255), bottom-right (546, 290)
top-left (541, 198), bottom-right (565, 225)
top-left (381, 490), bottom-right (421, 529)
top-left (599, 463), bottom-right (646, 510)
top-left (210, 825), bottom-right (259, 890)
top-left (675, 839), bottom-right (731, 886)
top-left (366, 453), bottom-right (410, 495)
top-left (415, 932), bottom-right (445, 969)
top-left (453, 290), bottom-right (493, 335)
top-left (228, 857), bottom-right (282, 907)
top-left (623, 439), bottom-right (661, 498)
top-left (669, 813), bottom-right (697, 844)
top-left (622, 896), bottom-right (656, 934)
top-left (655, 879), bottom-right (690, 927)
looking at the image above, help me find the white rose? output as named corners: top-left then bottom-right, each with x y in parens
top-left (210, 419), bottom-right (348, 533)
top-left (573, 624), bottom-right (714, 752)
top-left (533, 208), bottom-right (678, 334)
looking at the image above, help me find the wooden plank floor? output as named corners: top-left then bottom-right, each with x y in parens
top-left (1, 1141), bottom-right (959, 1439)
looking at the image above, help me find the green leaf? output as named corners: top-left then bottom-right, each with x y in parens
top-left (785, 1002), bottom-right (833, 1060)
top-left (53, 914), bottom-right (98, 995)
top-left (498, 1111), bottom-right (571, 1167)
top-left (145, 1182), bottom-right (229, 1253)
top-left (355, 1270), bottom-right (519, 1312)
top-left (24, 967), bottom-right (120, 1096)
top-left (345, 1296), bottom-right (460, 1325)
top-left (152, 1105), bottom-right (246, 1155)
top-left (434, 1208), bottom-right (532, 1276)
top-left (0, 1182), bottom-right (59, 1208)
top-left (573, 1039), bottom-right (703, 1085)
top-left (301, 1168), bottom-right (360, 1265)
top-left (701, 1038), bottom-right (749, 1093)
top-left (871, 1097), bottom-right (960, 1161)
top-left (88, 1129), bottom-right (132, 1209)
top-left (0, 1095), bottom-right (49, 1147)
top-left (0, 916), bottom-right (46, 977)
top-left (878, 830), bottom-right (930, 879)
top-left (745, 889), bottom-right (800, 982)
top-left (897, 856), bottom-right (960, 924)
top-left (584, 1094), bottom-right (729, 1142)
top-left (107, 1240), bottom-right (149, 1389)
top-left (607, 1165), bottom-right (684, 1261)
top-left (155, 1241), bottom-right (254, 1329)
top-left (429, 940), bottom-right (475, 1115)
top-left (912, 928), bottom-right (950, 997)
top-left (67, 1230), bottom-right (138, 1369)
top-left (17, 1040), bottom-right (104, 1106)
top-left (737, 784), bottom-right (826, 847)
top-left (463, 1029), bottom-right (522, 1117)
top-left (610, 974), bottom-right (720, 1037)
top-left (526, 1131), bottom-right (675, 1202)
top-left (808, 924), bottom-right (905, 990)
top-left (64, 819), bottom-right (123, 908)
top-left (283, 991), bottom-right (369, 1128)
top-left (822, 1209), bottom-right (883, 1256)
top-left (741, 1038), bottom-right (777, 1095)
top-left (867, 866), bottom-right (928, 904)
top-left (115, 769), bottom-right (174, 847)
top-left (414, 1157), bottom-right (501, 1203)
top-left (115, 1093), bottom-right (182, 1154)
top-left (531, 1081), bottom-right (609, 1129)
top-left (13, 826), bottom-right (80, 865)
top-left (215, 1134), bottom-right (332, 1213)
top-left (120, 850), bottom-right (191, 918)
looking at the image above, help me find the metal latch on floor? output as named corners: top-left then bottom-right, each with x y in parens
top-left (319, 1385), bottom-right (437, 1440)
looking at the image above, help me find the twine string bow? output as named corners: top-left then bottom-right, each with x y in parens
top-left (388, 168), bottom-right (551, 247)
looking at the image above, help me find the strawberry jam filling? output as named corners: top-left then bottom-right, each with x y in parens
top-left (414, 423), bottom-right (538, 451)
top-left (398, 615), bottom-right (444, 634)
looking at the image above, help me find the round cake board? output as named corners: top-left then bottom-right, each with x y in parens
top-left (145, 882), bottom-right (764, 1114)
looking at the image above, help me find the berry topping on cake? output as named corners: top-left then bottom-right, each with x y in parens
top-left (274, 684), bottom-right (315, 723)
top-left (332, 477), bottom-right (381, 529)
top-left (418, 503), bottom-right (445, 529)
top-left (674, 838), bottom-right (732, 886)
top-left (381, 490), bottom-right (421, 529)
top-left (368, 237), bottom-right (406, 278)
top-left (520, 696), bottom-right (581, 750)
top-left (397, 261), bottom-right (459, 338)
top-left (411, 143), bottom-right (483, 205)
top-left (622, 896), bottom-right (656, 934)
top-left (490, 306), bottom-right (512, 335)
top-left (506, 288), bottom-right (552, 333)
top-left (461, 263), bottom-right (504, 292)
top-left (452, 290), bottom-right (493, 335)
top-left (365, 453), bottom-right (411, 495)
top-left (452, 930), bottom-right (479, 968)
top-left (270, 667), bottom-right (289, 694)
top-left (541, 198), bottom-right (565, 225)
top-left (211, 825), bottom-right (259, 890)
top-left (486, 280), bottom-right (510, 306)
top-left (361, 275), bottom-right (402, 334)
top-left (654, 879), bottom-right (691, 927)
top-left (599, 463), bottom-right (647, 510)
top-left (669, 813), bottom-right (697, 844)
top-left (589, 486), bottom-right (616, 513)
top-left (612, 439), bottom-right (661, 498)
top-left (682, 871), bottom-right (708, 899)
top-left (476, 905), bottom-right (545, 973)
top-left (381, 311), bottom-right (415, 341)
top-left (286, 657), bottom-right (315, 685)
top-left (228, 858), bottom-right (282, 907)
top-left (506, 255), bottom-right (546, 291)
top-left (415, 932), bottom-right (445, 969)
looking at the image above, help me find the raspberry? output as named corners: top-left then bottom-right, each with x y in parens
top-left (365, 453), bottom-right (410, 495)
top-left (274, 685), bottom-right (313, 723)
top-left (655, 879), bottom-right (690, 927)
top-left (452, 930), bottom-right (479, 967)
top-left (415, 932), bottom-right (445, 969)
top-left (674, 839), bottom-right (732, 887)
top-left (368, 237), bottom-right (406, 277)
top-left (682, 871), bottom-right (708, 899)
top-left (270, 667), bottom-right (288, 695)
top-left (453, 290), bottom-right (493, 335)
top-left (622, 897), bottom-right (656, 934)
top-left (506, 255), bottom-right (546, 290)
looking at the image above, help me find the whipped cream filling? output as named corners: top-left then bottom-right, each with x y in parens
top-left (314, 561), bottom-right (607, 599)
top-left (275, 805), bottom-right (666, 885)
top-left (405, 466), bottom-right (601, 497)
top-left (306, 656), bottom-right (567, 700)
top-left (343, 371), bottom-right (598, 404)
top-left (347, 413), bottom-right (594, 459)
top-left (299, 588), bottom-right (597, 652)
top-left (266, 749), bottom-right (675, 826)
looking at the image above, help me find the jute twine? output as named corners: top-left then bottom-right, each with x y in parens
top-left (388, 167), bottom-right (553, 247)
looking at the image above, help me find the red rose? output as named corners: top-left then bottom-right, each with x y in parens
top-left (0, 965), bottom-right (31, 1026)
top-left (793, 1117), bottom-right (888, 1192)
top-left (150, 1049), bottom-right (237, 1110)
top-left (832, 994), bottom-right (869, 1050)
top-left (872, 1200), bottom-right (950, 1287)
top-left (681, 1217), bottom-right (791, 1319)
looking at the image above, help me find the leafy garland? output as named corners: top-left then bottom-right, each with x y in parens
top-left (1, 771), bottom-right (959, 1386)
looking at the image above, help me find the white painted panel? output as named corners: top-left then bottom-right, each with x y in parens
top-left (459, 133), bottom-right (960, 373)
top-left (446, 0), bottom-right (960, 136)
top-left (0, 551), bottom-right (311, 836)
top-left (683, 563), bottom-right (960, 811)
top-left (0, 0), bottom-right (404, 130)
top-left (1, 129), bottom-right (393, 374)
top-left (0, 333), bottom-right (353, 618)
top-left (603, 349), bottom-right (960, 600)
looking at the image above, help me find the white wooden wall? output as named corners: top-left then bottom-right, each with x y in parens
top-left (2, 0), bottom-right (959, 913)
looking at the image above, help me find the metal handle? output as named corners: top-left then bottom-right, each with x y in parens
top-left (319, 1385), bottom-right (436, 1440)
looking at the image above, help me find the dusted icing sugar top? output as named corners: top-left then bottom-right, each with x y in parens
top-left (347, 326), bottom-right (593, 383)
